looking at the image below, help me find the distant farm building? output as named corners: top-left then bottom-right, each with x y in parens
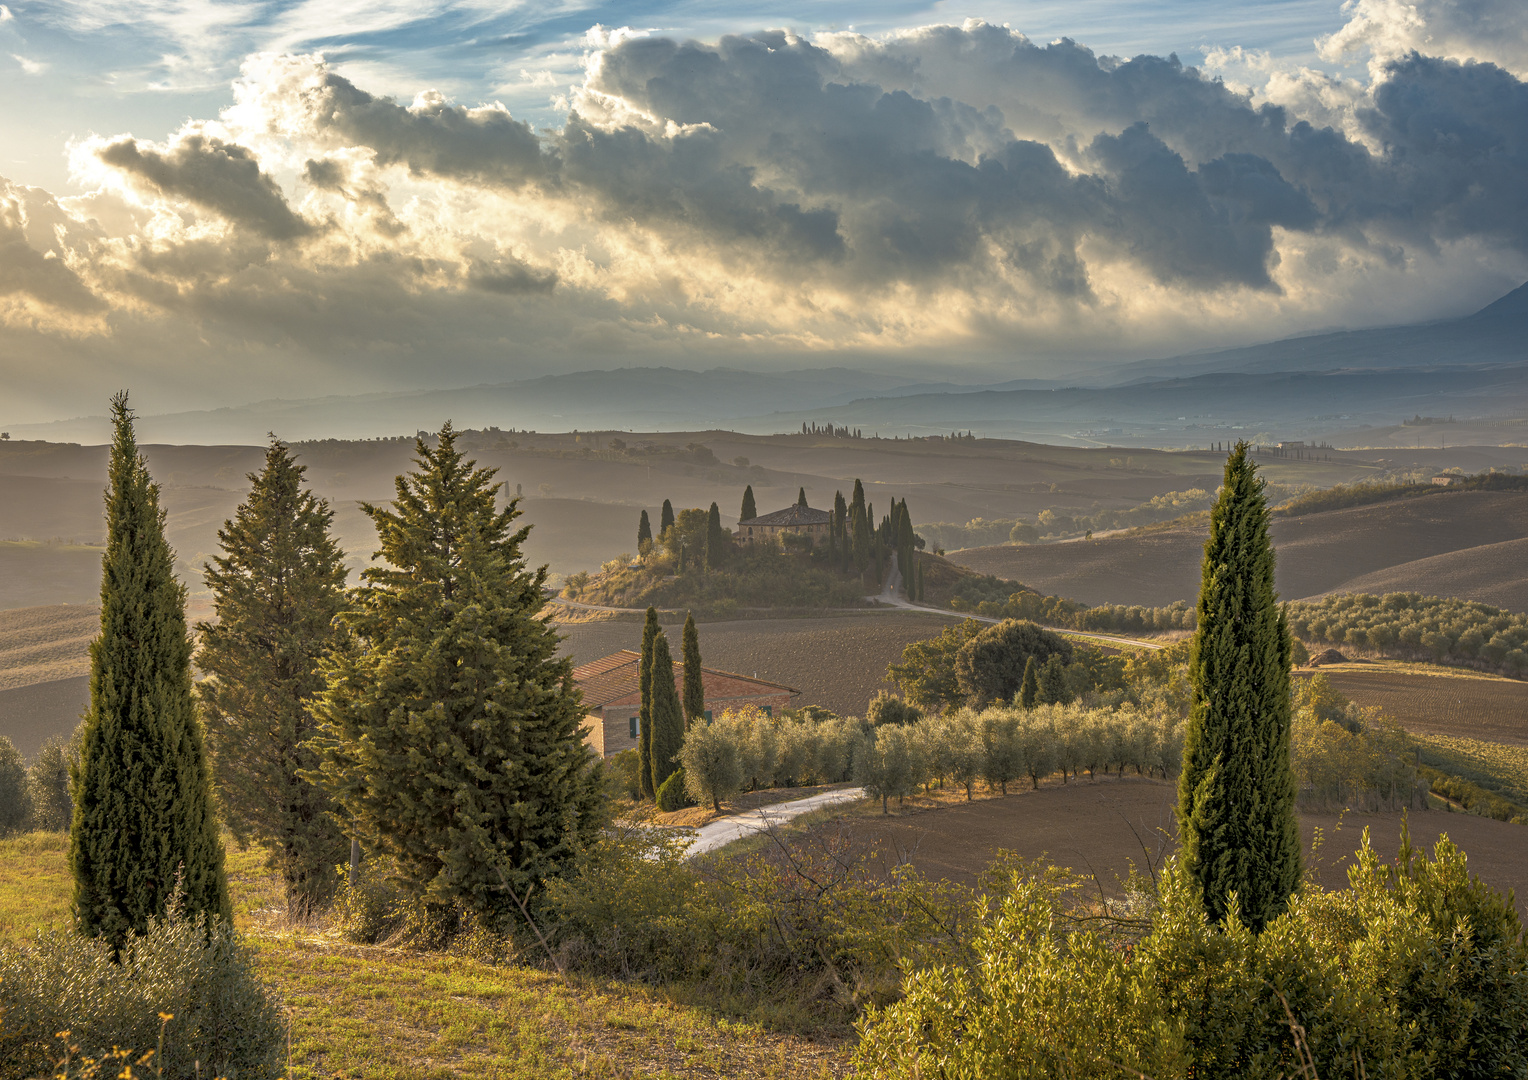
top-left (1432, 475), bottom-right (1464, 487)
top-left (571, 649), bottom-right (799, 757)
top-left (737, 504), bottom-right (832, 542)
top-left (1278, 440), bottom-right (1305, 451)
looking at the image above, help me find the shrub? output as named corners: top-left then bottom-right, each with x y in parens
top-left (332, 855), bottom-right (410, 944)
top-left (26, 733), bottom-right (75, 832)
top-left (604, 748), bottom-right (644, 801)
top-left (865, 691), bottom-right (921, 726)
top-left (0, 735), bottom-right (32, 836)
top-left (0, 895), bottom-right (284, 1079)
top-left (656, 766), bottom-right (695, 811)
top-left (853, 829), bottom-right (1528, 1079)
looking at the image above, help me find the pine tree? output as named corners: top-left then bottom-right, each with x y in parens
top-left (681, 613), bottom-right (705, 730)
top-left (797, 487), bottom-right (808, 507)
top-left (638, 509), bottom-right (652, 551)
top-left (741, 486), bottom-right (757, 522)
top-left (1019, 656), bottom-right (1039, 708)
top-left (309, 423), bottom-right (604, 926)
top-left (197, 438), bottom-right (349, 918)
top-left (72, 393), bottom-right (229, 950)
top-left (1177, 441), bottom-right (1300, 932)
top-left (646, 632), bottom-right (685, 796)
top-left (706, 502), bottom-right (725, 568)
top-left (638, 607), bottom-right (660, 799)
top-left (661, 499), bottom-right (675, 536)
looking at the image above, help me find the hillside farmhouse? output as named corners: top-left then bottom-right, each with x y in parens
top-left (737, 503), bottom-right (831, 542)
top-left (572, 649), bottom-right (799, 757)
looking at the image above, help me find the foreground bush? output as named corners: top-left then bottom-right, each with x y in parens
top-left (854, 829), bottom-right (1528, 1079)
top-left (0, 898), bottom-right (284, 1079)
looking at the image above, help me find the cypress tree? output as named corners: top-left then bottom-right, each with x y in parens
top-left (638, 509), bottom-right (652, 551)
top-left (72, 393), bottom-right (229, 950)
top-left (681, 613), bottom-right (705, 730)
top-left (309, 423), bottom-right (604, 926)
top-left (1019, 656), bottom-right (1039, 708)
top-left (661, 499), bottom-right (675, 536)
top-left (797, 487), bottom-right (808, 507)
top-left (706, 502), bottom-right (725, 568)
top-left (646, 632), bottom-right (685, 796)
top-left (638, 607), bottom-right (660, 799)
top-left (741, 486), bottom-right (757, 522)
top-left (1177, 441), bottom-right (1300, 932)
top-left (1037, 654), bottom-right (1073, 705)
top-left (198, 438), bottom-right (348, 918)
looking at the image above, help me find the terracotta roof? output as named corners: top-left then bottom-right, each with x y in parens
top-left (571, 648), bottom-right (800, 709)
top-left (739, 504), bottom-right (831, 527)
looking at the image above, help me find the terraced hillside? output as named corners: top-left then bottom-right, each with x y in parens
top-left (949, 490), bottom-right (1528, 610)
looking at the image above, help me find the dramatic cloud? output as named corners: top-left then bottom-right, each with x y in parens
top-left (2, 3), bottom-right (1527, 419)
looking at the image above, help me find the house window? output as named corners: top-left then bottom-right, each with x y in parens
top-left (703, 709), bottom-right (713, 724)
top-left (629, 716), bottom-right (639, 738)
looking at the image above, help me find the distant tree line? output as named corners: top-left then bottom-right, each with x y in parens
top-left (1286, 592), bottom-right (1528, 677)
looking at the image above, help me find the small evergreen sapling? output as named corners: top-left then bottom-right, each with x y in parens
top-left (72, 393), bottom-right (229, 950)
top-left (682, 613), bottom-right (705, 730)
top-left (646, 632), bottom-right (685, 796)
top-left (639, 607), bottom-right (660, 799)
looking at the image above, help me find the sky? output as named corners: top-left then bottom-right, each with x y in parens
top-left (2, 0), bottom-right (1527, 421)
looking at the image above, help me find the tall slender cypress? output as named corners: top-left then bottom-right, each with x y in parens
top-left (741, 486), bottom-right (757, 522)
top-left (638, 607), bottom-right (660, 799)
top-left (681, 613), bottom-right (705, 730)
top-left (706, 502), bottom-right (725, 568)
top-left (1019, 656), bottom-right (1039, 708)
top-left (660, 499), bottom-right (675, 536)
top-left (637, 509), bottom-right (652, 551)
top-left (1177, 442), bottom-right (1300, 931)
top-left (72, 393), bottom-right (229, 950)
top-left (646, 632), bottom-right (685, 795)
top-left (198, 438), bottom-right (348, 918)
top-left (797, 487), bottom-right (808, 507)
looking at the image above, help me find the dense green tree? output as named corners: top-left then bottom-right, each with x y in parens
top-left (681, 613), bottom-right (705, 730)
top-left (72, 393), bottom-right (229, 950)
top-left (954, 619), bottom-right (1073, 708)
top-left (197, 438), bottom-right (350, 918)
top-left (1037, 654), bottom-right (1074, 706)
top-left (797, 487), bottom-right (808, 507)
top-left (637, 509), bottom-right (652, 551)
top-left (0, 736), bottom-right (30, 836)
top-left (1019, 656), bottom-right (1040, 709)
top-left (1177, 441), bottom-right (1300, 932)
top-left (27, 733), bottom-right (75, 831)
top-left (308, 423), bottom-right (604, 927)
top-left (661, 499), bottom-right (675, 535)
top-left (706, 502), bottom-right (726, 568)
top-left (646, 632), bottom-right (685, 796)
top-left (741, 486), bottom-right (757, 522)
top-left (887, 619), bottom-right (986, 711)
top-left (638, 607), bottom-right (660, 799)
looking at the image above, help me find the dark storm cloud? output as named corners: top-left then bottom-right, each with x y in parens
top-left (96, 132), bottom-right (312, 240)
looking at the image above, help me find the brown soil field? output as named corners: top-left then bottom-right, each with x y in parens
top-left (558, 610), bottom-right (962, 717)
top-left (0, 676), bottom-right (88, 761)
top-left (1305, 665), bottom-right (1528, 746)
top-left (0, 604), bottom-right (97, 691)
top-left (950, 490), bottom-right (1528, 610)
top-left (843, 777), bottom-right (1528, 917)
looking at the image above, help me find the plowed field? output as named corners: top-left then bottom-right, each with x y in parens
top-left (1309, 666), bottom-right (1528, 746)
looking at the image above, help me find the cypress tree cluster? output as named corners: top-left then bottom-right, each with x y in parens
top-left (646, 632), bottom-right (685, 796)
top-left (72, 393), bottom-right (229, 950)
top-left (638, 607), bottom-right (660, 799)
top-left (682, 613), bottom-right (705, 730)
top-left (1177, 441), bottom-right (1301, 932)
top-left (197, 438), bottom-right (348, 918)
top-left (309, 423), bottom-right (603, 926)
top-left (741, 485), bottom-right (757, 522)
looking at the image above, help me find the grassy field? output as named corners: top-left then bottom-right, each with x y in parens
top-left (0, 833), bottom-right (852, 1079)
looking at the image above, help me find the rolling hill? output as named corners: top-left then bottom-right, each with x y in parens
top-left (948, 490), bottom-right (1528, 611)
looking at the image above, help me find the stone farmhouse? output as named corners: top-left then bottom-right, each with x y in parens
top-left (737, 503), bottom-right (832, 543)
top-left (572, 649), bottom-right (799, 757)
